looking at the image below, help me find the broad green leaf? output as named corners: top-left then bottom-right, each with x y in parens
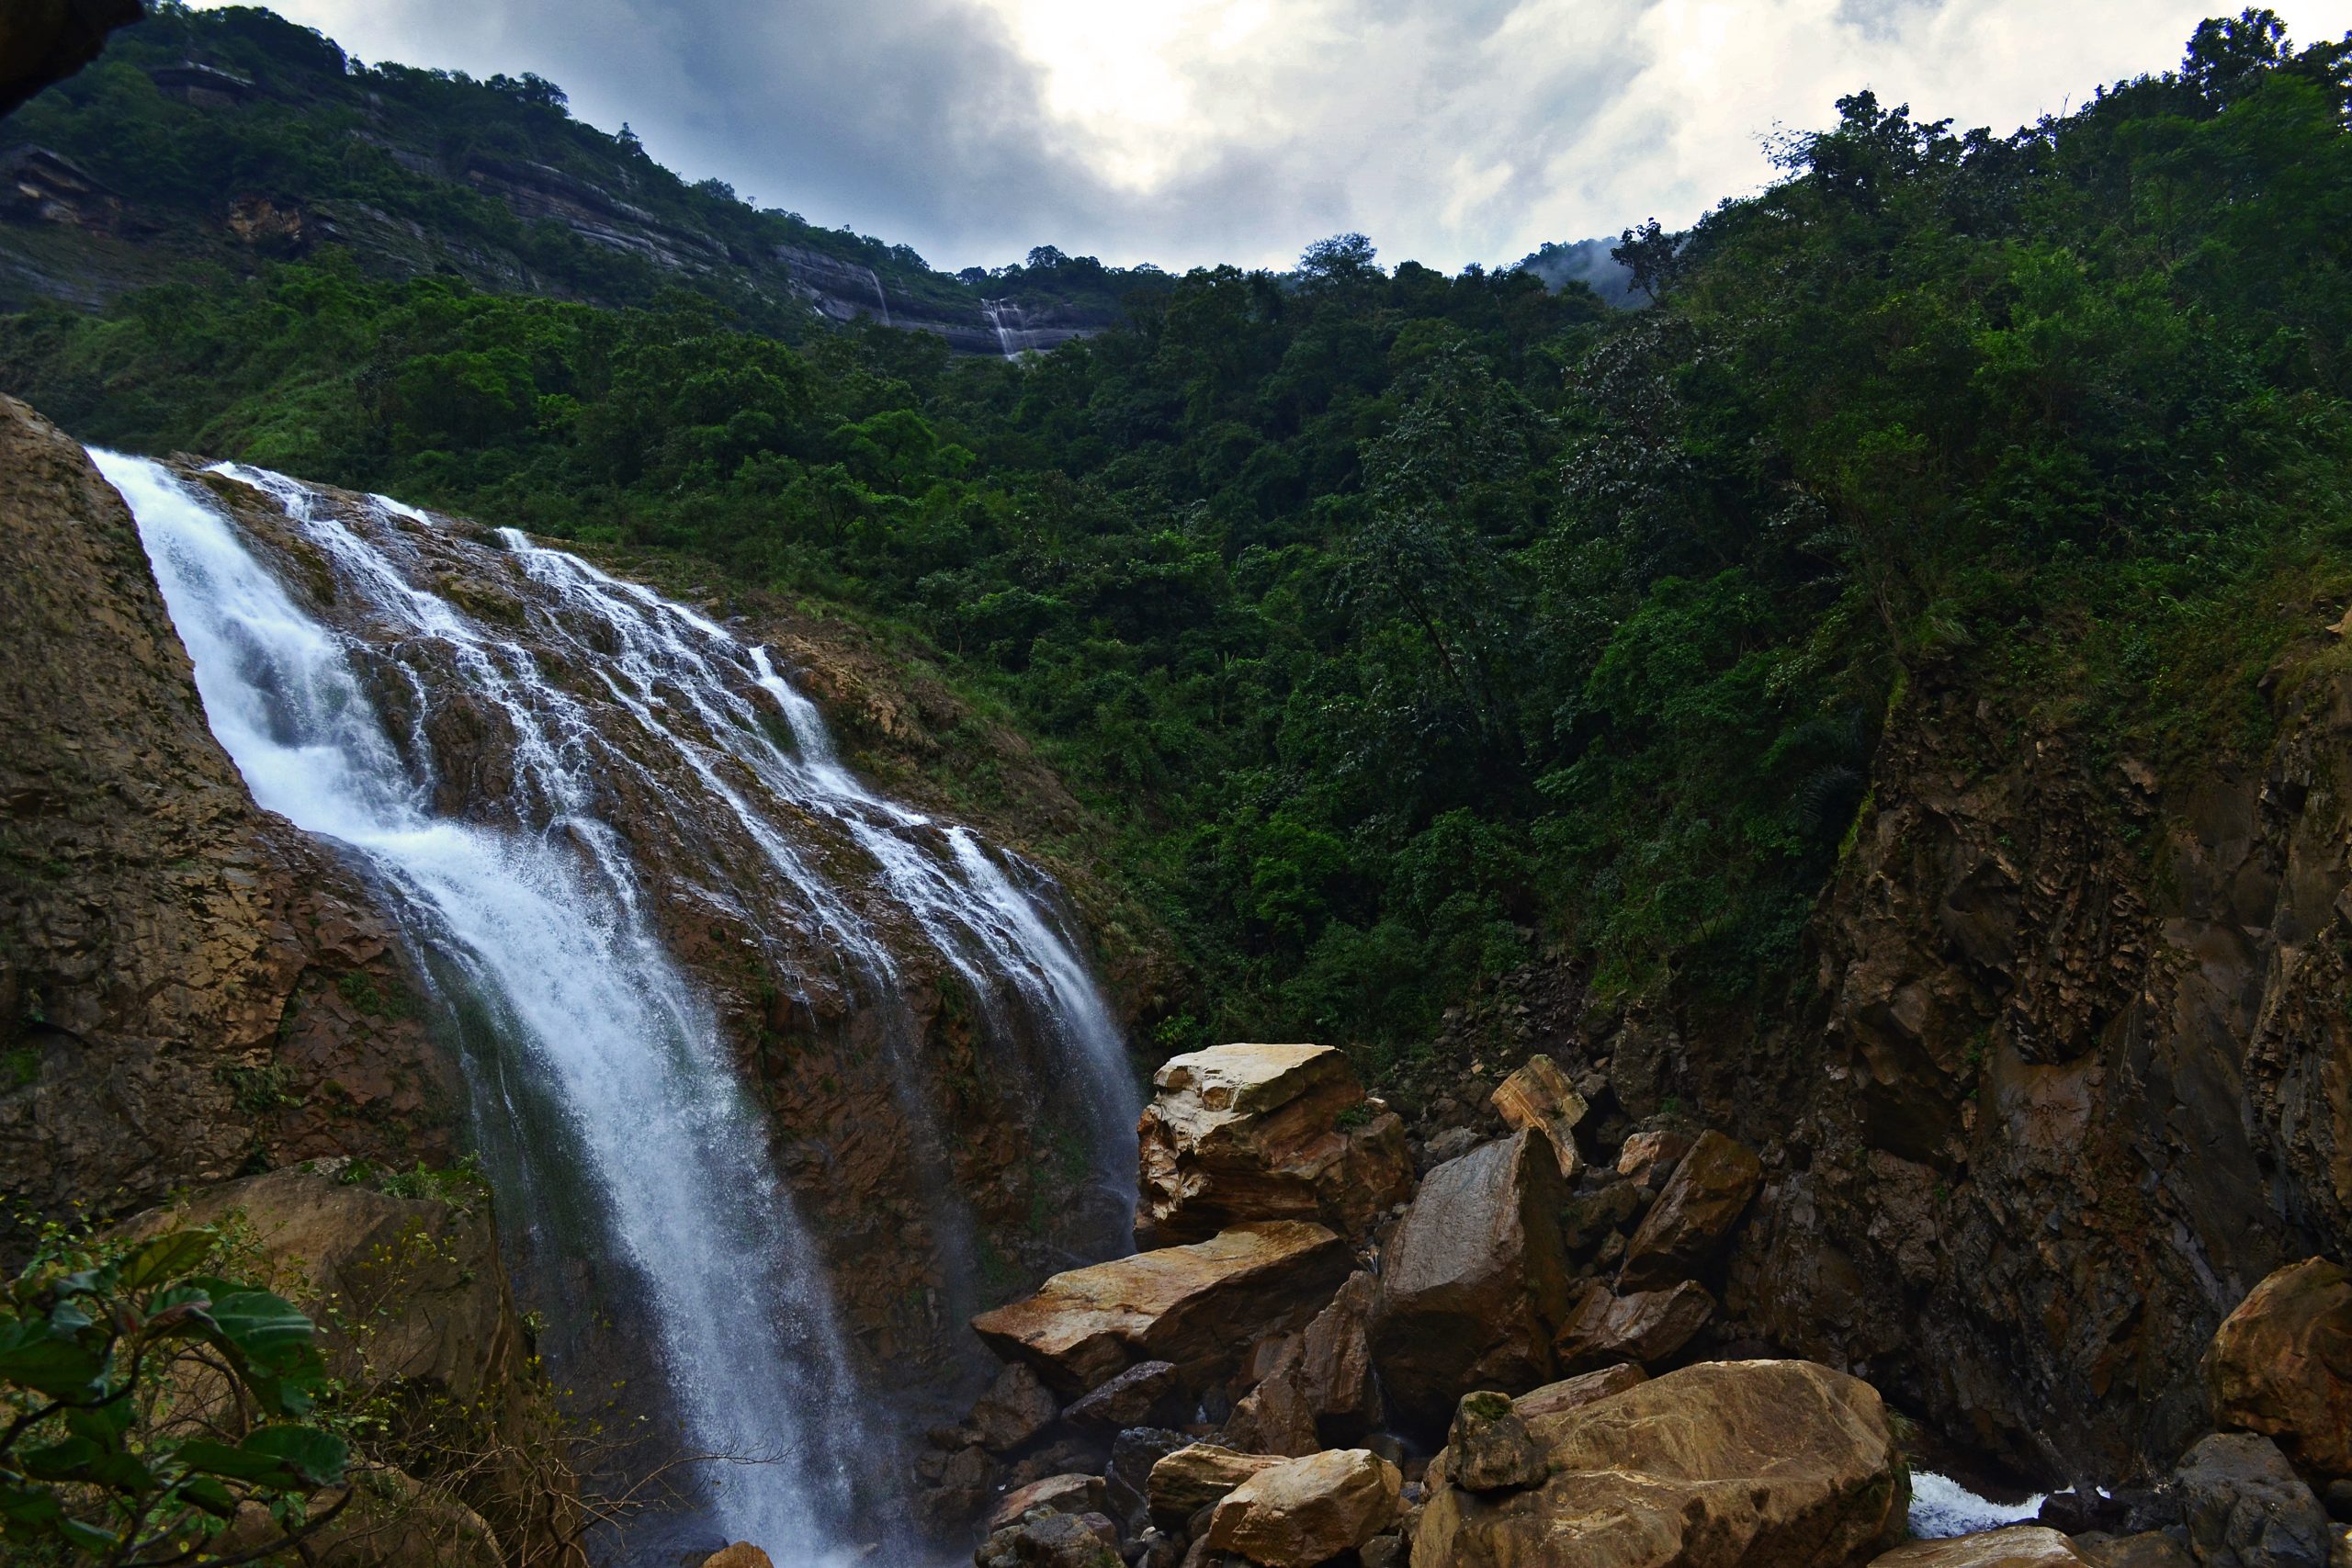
top-left (239, 1425), bottom-right (348, 1488)
top-left (19, 1436), bottom-right (101, 1481)
top-left (204, 1291), bottom-right (316, 1364)
top-left (0, 1484), bottom-right (65, 1528)
top-left (0, 1336), bottom-right (107, 1399)
top-left (58, 1517), bottom-right (119, 1553)
top-left (119, 1231), bottom-right (216, 1292)
top-left (178, 1476), bottom-right (240, 1519)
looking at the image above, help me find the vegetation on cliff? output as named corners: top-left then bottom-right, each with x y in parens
top-left (5, 9), bottom-right (2348, 1062)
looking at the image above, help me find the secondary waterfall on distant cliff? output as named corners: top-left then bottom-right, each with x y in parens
top-left (96, 453), bottom-right (1141, 1563)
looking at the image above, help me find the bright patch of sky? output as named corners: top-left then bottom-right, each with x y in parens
top-left (197, 0), bottom-right (2352, 274)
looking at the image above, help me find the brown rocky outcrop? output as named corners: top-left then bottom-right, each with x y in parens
top-left (1135, 1043), bottom-right (1411, 1247)
top-left (1512, 1362), bottom-right (1648, 1421)
top-left (0, 400), bottom-right (459, 1250)
top-left (2173, 1434), bottom-right (2332, 1568)
top-left (1414, 1359), bottom-right (1907, 1568)
top-left (2203, 1258), bottom-right (2352, 1480)
top-left (1204, 1448), bottom-right (1401, 1568)
top-left (1554, 1280), bottom-right (1715, 1371)
top-left (971, 1221), bottom-right (1351, 1394)
top-left (0, 0), bottom-right (142, 117)
top-left (1619, 1130), bottom-right (1761, 1291)
top-left (1372, 1129), bottom-right (1574, 1429)
top-left (1718, 653), bottom-right (2352, 1483)
top-left (1872, 1529), bottom-right (2091, 1568)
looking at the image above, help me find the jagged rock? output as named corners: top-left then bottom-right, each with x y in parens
top-left (1148, 1444), bottom-right (1284, 1530)
top-left (918, 1443), bottom-right (995, 1531)
top-left (702, 1548), bottom-right (775, 1568)
top-left (1107, 1427), bottom-right (1191, 1536)
top-left (1414, 1359), bottom-right (1907, 1568)
top-left (1490, 1055), bottom-right (1588, 1180)
top-left (1223, 1334), bottom-right (1320, 1457)
top-left (1513, 1362), bottom-right (1648, 1422)
top-left (1296, 1270), bottom-right (1382, 1442)
top-left (0, 0), bottom-right (143, 117)
top-left (989, 1474), bottom-right (1110, 1534)
top-left (1555, 1280), bottom-right (1716, 1371)
top-left (1564, 1181), bottom-right (1648, 1252)
top-left (1372, 1129), bottom-right (1575, 1429)
top-left (975, 1512), bottom-right (1121, 1568)
top-left (1135, 1044), bottom-right (1411, 1247)
top-left (2079, 1535), bottom-right (2200, 1568)
top-left (974, 1362), bottom-right (1063, 1453)
top-left (2175, 1434), bottom-right (2331, 1568)
top-left (972, 1221), bottom-right (1351, 1394)
top-left (1363, 1534), bottom-right (1408, 1568)
top-left (2204, 1259), bottom-right (2352, 1480)
top-left (1445, 1391), bottom-right (1549, 1493)
top-left (1423, 1126), bottom-right (1484, 1170)
top-left (1066, 1360), bottom-right (1188, 1434)
top-left (1618, 1130), bottom-right (1693, 1188)
top-left (1871, 1528), bottom-right (2090, 1568)
top-left (1620, 1131), bottom-right (1762, 1291)
top-left (1203, 1449), bottom-right (1402, 1568)
top-left (1009, 1438), bottom-right (1102, 1489)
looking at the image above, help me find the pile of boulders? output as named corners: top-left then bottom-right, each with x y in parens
top-left (911, 1042), bottom-right (2352, 1568)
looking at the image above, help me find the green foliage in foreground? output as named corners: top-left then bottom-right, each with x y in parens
top-left (7, 11), bottom-right (2352, 1060)
top-left (0, 1224), bottom-right (345, 1565)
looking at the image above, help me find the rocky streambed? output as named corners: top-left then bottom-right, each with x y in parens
top-left (879, 1043), bottom-right (2352, 1568)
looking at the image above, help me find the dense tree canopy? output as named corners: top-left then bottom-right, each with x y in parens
top-left (6, 10), bottom-right (2349, 1062)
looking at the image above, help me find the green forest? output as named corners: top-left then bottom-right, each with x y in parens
top-left (6, 7), bottom-right (2349, 1063)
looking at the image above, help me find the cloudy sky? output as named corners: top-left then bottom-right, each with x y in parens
top-left (199, 0), bottom-right (2352, 275)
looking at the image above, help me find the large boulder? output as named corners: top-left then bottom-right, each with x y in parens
top-left (1135, 1043), bottom-right (1412, 1247)
top-left (1204, 1448), bottom-right (1402, 1568)
top-left (1620, 1131), bottom-right (1763, 1291)
top-left (972, 1220), bottom-right (1351, 1394)
top-left (1372, 1130), bottom-right (1575, 1429)
top-left (1555, 1281), bottom-right (1716, 1371)
top-left (988, 1474), bottom-right (1109, 1534)
top-left (2204, 1259), bottom-right (2352, 1480)
top-left (1413, 1359), bottom-right (1908, 1568)
top-left (2174, 1434), bottom-right (2331, 1568)
top-left (1871, 1529), bottom-right (2090, 1568)
top-left (1064, 1360), bottom-right (1187, 1434)
top-left (1148, 1444), bottom-right (1284, 1529)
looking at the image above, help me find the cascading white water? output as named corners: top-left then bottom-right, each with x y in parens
top-left (96, 451), bottom-right (1143, 1561)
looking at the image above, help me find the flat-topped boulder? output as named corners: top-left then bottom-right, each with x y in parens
top-left (1371, 1129), bottom-right (1575, 1429)
top-left (1136, 1043), bottom-right (1413, 1247)
top-left (1872, 1529), bottom-right (2090, 1568)
top-left (972, 1220), bottom-right (1351, 1394)
top-left (1148, 1443), bottom-right (1285, 1529)
top-left (1414, 1359), bottom-right (1907, 1568)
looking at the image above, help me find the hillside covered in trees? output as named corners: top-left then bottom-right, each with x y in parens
top-left (6, 6), bottom-right (2349, 1069)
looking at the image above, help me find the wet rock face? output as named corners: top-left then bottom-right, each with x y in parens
top-left (1724, 671), bottom-right (2352, 1482)
top-left (0, 398), bottom-right (458, 1250)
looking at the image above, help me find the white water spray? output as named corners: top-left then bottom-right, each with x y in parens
top-left (100, 452), bottom-right (1142, 1560)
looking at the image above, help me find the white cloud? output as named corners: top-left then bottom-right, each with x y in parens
top-left (201, 0), bottom-right (2352, 272)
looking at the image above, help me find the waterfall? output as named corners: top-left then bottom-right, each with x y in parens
top-left (981, 299), bottom-right (1042, 362)
top-left (96, 453), bottom-right (1142, 1562)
